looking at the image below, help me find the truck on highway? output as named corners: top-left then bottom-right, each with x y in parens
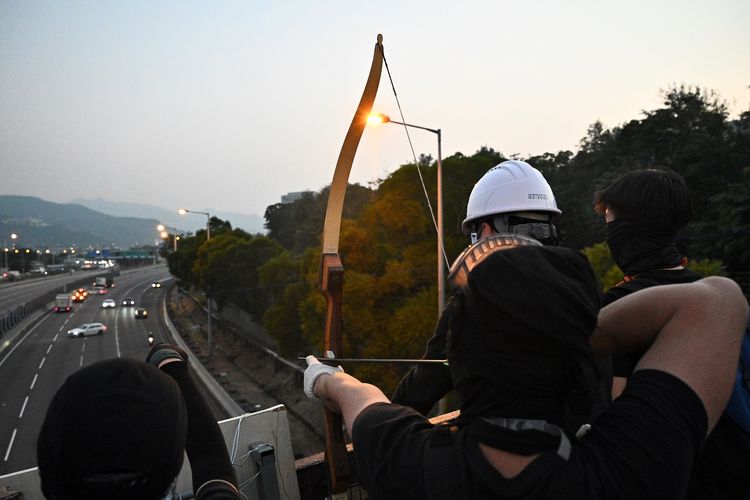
top-left (94, 275), bottom-right (115, 288)
top-left (54, 294), bottom-right (73, 313)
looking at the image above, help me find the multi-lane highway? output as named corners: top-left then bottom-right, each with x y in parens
top-left (0, 266), bottom-right (173, 474)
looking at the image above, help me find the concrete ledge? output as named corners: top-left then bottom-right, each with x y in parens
top-left (161, 299), bottom-right (245, 417)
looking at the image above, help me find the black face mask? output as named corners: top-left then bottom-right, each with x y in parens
top-left (605, 220), bottom-right (682, 276)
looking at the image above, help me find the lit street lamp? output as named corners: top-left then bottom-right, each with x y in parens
top-left (368, 113), bottom-right (446, 315)
top-left (178, 209), bottom-right (211, 240)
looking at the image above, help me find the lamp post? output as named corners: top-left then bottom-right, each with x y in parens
top-left (368, 113), bottom-right (445, 315)
top-left (178, 208), bottom-right (213, 355)
top-left (178, 209), bottom-right (211, 240)
top-left (6, 233), bottom-right (17, 270)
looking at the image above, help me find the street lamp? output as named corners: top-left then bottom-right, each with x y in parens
top-left (368, 113), bottom-right (446, 315)
top-left (178, 209), bottom-right (211, 240)
top-left (178, 208), bottom-right (213, 355)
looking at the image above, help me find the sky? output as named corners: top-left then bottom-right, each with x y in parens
top-left (1, 0), bottom-right (749, 218)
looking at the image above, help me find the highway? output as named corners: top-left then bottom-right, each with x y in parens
top-left (0, 266), bottom-right (173, 475)
top-left (0, 270), bottom-right (101, 317)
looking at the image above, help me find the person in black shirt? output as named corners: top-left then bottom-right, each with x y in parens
top-left (594, 168), bottom-right (750, 499)
top-left (304, 244), bottom-right (747, 500)
top-left (37, 345), bottom-right (240, 500)
top-left (593, 168), bottom-right (701, 397)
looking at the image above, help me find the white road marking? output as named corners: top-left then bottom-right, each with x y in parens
top-left (0, 319), bottom-right (47, 369)
top-left (79, 355), bottom-right (84, 367)
top-left (53, 333), bottom-right (59, 342)
top-left (3, 429), bottom-right (16, 461)
top-left (38, 357), bottom-right (45, 370)
top-left (46, 344), bottom-right (52, 355)
top-left (30, 373), bottom-right (38, 390)
top-left (19, 396), bottom-right (28, 418)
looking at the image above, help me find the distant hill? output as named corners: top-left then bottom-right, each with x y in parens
top-left (71, 198), bottom-right (265, 235)
top-left (0, 195), bottom-right (163, 249)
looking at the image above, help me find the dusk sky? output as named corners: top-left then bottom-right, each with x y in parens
top-left (2, 0), bottom-right (748, 218)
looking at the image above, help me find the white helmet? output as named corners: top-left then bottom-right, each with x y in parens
top-left (461, 160), bottom-right (561, 235)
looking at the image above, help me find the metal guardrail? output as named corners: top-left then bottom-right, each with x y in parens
top-left (0, 276), bottom-right (97, 338)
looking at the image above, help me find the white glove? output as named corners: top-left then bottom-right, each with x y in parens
top-left (304, 355), bottom-right (344, 401)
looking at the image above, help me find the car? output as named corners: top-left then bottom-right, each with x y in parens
top-left (72, 288), bottom-right (88, 302)
top-left (67, 323), bottom-right (107, 337)
top-left (134, 308), bottom-right (149, 319)
top-left (151, 281), bottom-right (162, 288)
top-left (101, 299), bottom-right (116, 309)
top-left (93, 285), bottom-right (107, 295)
top-left (121, 297), bottom-right (135, 307)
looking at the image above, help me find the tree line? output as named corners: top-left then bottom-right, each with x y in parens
top-left (167, 85), bottom-right (749, 394)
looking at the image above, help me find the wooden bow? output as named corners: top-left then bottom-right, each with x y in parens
top-left (319, 33), bottom-right (384, 495)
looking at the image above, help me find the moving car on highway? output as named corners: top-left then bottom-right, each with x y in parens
top-left (134, 308), bottom-right (148, 319)
top-left (72, 288), bottom-right (88, 302)
top-left (121, 297), bottom-right (135, 306)
top-left (101, 299), bottom-right (116, 309)
top-left (151, 281), bottom-right (161, 288)
top-left (67, 323), bottom-right (107, 338)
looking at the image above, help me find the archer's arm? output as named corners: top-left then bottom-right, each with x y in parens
top-left (591, 277), bottom-right (747, 431)
top-left (313, 370), bottom-right (390, 437)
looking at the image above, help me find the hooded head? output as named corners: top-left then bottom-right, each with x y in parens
top-left (37, 358), bottom-right (187, 500)
top-left (447, 244), bottom-right (601, 431)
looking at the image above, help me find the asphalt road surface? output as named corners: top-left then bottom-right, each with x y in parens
top-left (0, 266), bottom-right (174, 474)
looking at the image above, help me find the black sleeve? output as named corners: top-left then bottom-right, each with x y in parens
top-left (352, 403), bottom-right (433, 499)
top-left (391, 305), bottom-right (453, 415)
top-left (161, 362), bottom-right (240, 498)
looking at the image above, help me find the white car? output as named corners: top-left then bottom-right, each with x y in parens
top-left (67, 323), bottom-right (107, 338)
top-left (101, 299), bottom-right (116, 309)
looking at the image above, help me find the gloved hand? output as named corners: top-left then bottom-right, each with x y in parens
top-left (146, 343), bottom-right (189, 369)
top-left (304, 355), bottom-right (344, 401)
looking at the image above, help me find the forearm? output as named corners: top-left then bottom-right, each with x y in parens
top-left (315, 372), bottom-right (390, 435)
top-left (161, 361), bottom-right (238, 494)
top-left (391, 364), bottom-right (451, 415)
top-left (591, 277), bottom-right (747, 430)
top-left (591, 281), bottom-right (694, 355)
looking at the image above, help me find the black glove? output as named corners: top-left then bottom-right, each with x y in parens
top-left (146, 343), bottom-right (189, 369)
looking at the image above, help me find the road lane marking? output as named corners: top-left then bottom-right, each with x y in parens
top-left (3, 429), bottom-right (16, 462)
top-left (53, 333), bottom-right (59, 342)
top-left (80, 355), bottom-right (84, 367)
top-left (0, 318), bottom-right (48, 369)
top-left (46, 344), bottom-right (52, 354)
top-left (19, 396), bottom-right (28, 418)
top-left (38, 357), bottom-right (45, 370)
top-left (30, 373), bottom-right (38, 390)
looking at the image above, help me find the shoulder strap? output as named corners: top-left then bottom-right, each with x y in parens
top-left (423, 424), bottom-right (466, 500)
